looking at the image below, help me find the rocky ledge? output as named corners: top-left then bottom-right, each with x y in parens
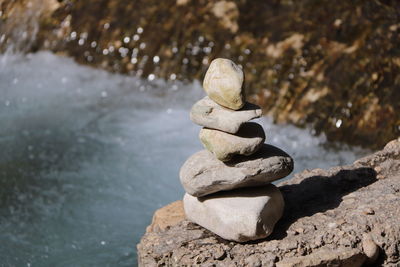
top-left (137, 138), bottom-right (400, 266)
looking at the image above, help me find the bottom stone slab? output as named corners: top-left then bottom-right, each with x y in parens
top-left (183, 184), bottom-right (284, 242)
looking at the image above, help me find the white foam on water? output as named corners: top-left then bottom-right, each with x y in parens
top-left (0, 52), bottom-right (368, 266)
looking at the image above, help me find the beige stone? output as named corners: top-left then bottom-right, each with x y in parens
top-left (183, 185), bottom-right (284, 242)
top-left (146, 200), bottom-right (185, 233)
top-left (199, 122), bottom-right (265, 161)
top-left (203, 58), bottom-right (244, 110)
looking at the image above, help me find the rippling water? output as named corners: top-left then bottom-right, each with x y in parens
top-left (0, 52), bottom-right (368, 266)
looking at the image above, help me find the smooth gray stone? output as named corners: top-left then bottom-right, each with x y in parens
top-left (199, 122), bottom-right (265, 161)
top-left (180, 144), bottom-right (294, 197)
top-left (190, 96), bottom-right (262, 134)
top-left (183, 184), bottom-right (284, 242)
top-left (203, 58), bottom-right (244, 110)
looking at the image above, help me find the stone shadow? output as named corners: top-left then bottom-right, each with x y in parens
top-left (267, 167), bottom-right (377, 240)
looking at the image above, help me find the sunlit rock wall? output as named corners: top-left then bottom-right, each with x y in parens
top-left (1, 0), bottom-right (399, 149)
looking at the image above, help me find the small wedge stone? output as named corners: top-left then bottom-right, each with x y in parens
top-left (203, 58), bottom-right (244, 110)
top-left (183, 184), bottom-right (284, 242)
top-left (199, 122), bottom-right (265, 161)
top-left (190, 96), bottom-right (262, 134)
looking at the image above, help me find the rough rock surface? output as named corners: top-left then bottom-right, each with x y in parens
top-left (199, 122), bottom-right (265, 161)
top-left (145, 200), bottom-right (185, 233)
top-left (183, 185), bottom-right (284, 242)
top-left (180, 144), bottom-right (294, 197)
top-left (203, 58), bottom-right (244, 110)
top-left (138, 138), bottom-right (400, 266)
top-left (190, 96), bottom-right (262, 134)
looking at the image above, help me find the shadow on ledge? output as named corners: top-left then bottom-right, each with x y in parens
top-left (267, 167), bottom-right (377, 241)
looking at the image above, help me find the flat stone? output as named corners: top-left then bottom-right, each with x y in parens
top-left (190, 96), bottom-right (262, 134)
top-left (183, 184), bottom-right (284, 242)
top-left (203, 58), bottom-right (244, 110)
top-left (180, 144), bottom-right (293, 197)
top-left (199, 122), bottom-right (265, 161)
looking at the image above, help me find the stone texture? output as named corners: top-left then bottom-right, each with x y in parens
top-left (203, 58), bottom-right (244, 110)
top-left (183, 185), bottom-right (284, 242)
top-left (180, 144), bottom-right (294, 197)
top-left (199, 122), bottom-right (265, 161)
top-left (138, 138), bottom-right (400, 266)
top-left (190, 96), bottom-right (262, 134)
top-left (145, 200), bottom-right (185, 233)
top-left (276, 248), bottom-right (367, 267)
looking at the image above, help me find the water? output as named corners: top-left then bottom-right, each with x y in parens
top-left (0, 52), bottom-right (368, 266)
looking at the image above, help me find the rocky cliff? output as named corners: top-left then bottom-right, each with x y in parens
top-left (138, 138), bottom-right (400, 266)
top-left (1, 0), bottom-right (399, 149)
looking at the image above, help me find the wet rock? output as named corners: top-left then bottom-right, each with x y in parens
top-left (183, 185), bottom-right (284, 242)
top-left (190, 96), bottom-right (262, 134)
top-left (199, 122), bottom-right (265, 161)
top-left (179, 144), bottom-right (294, 197)
top-left (203, 58), bottom-right (244, 110)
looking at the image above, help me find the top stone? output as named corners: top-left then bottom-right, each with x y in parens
top-left (203, 58), bottom-right (245, 110)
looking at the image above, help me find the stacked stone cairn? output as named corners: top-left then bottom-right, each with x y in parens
top-left (180, 58), bottom-right (294, 242)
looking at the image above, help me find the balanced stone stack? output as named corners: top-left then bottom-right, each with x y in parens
top-left (180, 58), bottom-right (294, 242)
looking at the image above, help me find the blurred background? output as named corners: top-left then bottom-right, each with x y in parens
top-left (0, 0), bottom-right (398, 266)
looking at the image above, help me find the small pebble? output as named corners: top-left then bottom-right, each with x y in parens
top-left (328, 222), bottom-right (337, 228)
top-left (213, 247), bottom-right (226, 260)
top-left (362, 234), bottom-right (379, 264)
top-left (362, 207), bottom-right (375, 215)
top-left (336, 218), bottom-right (346, 225)
top-left (286, 229), bottom-right (297, 236)
top-left (294, 227), bottom-right (304, 234)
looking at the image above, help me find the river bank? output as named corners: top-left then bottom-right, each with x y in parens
top-left (138, 138), bottom-right (400, 266)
